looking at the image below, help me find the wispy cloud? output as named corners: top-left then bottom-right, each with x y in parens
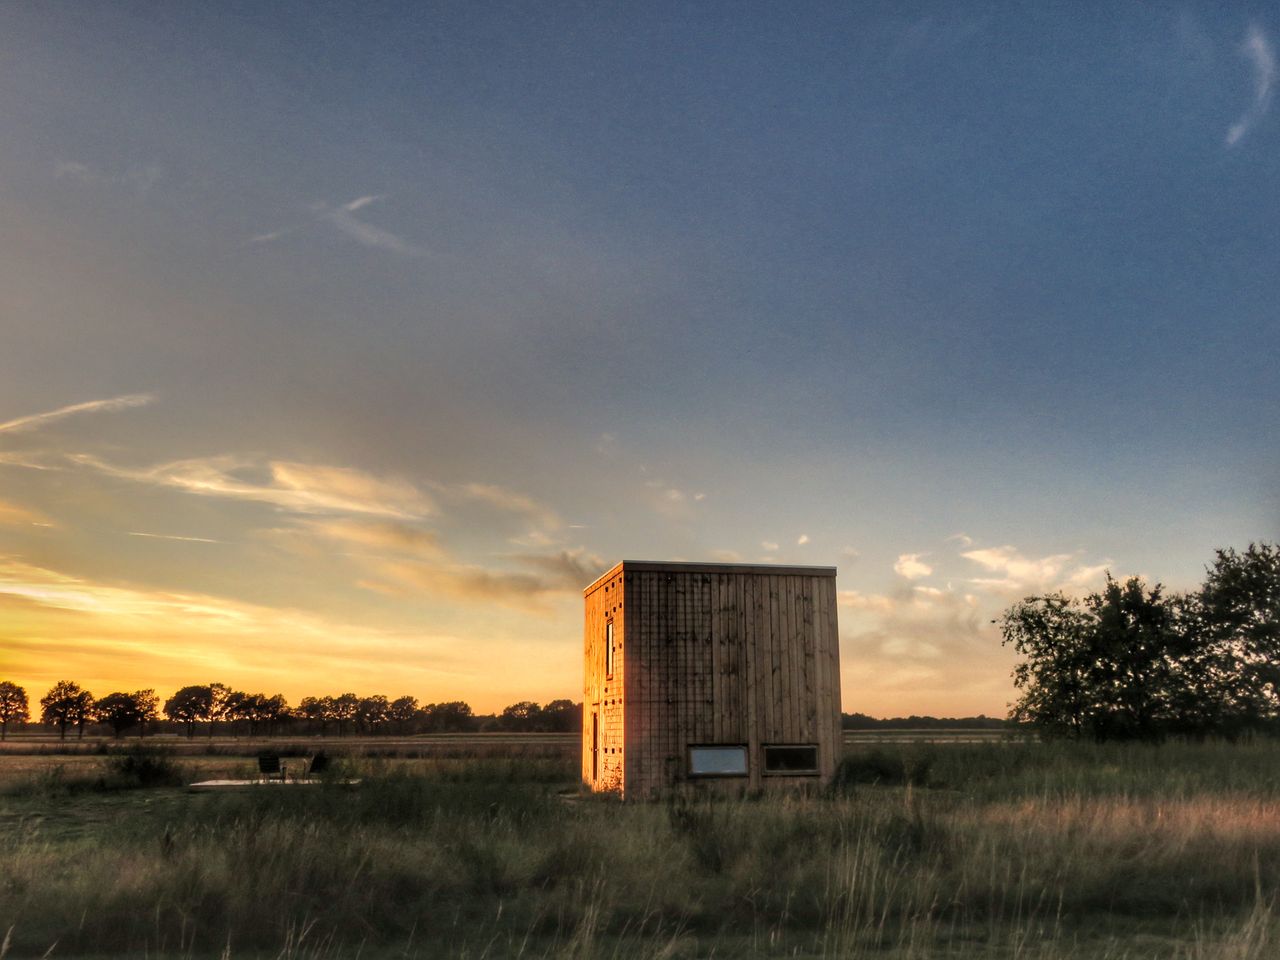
top-left (71, 453), bottom-right (435, 519)
top-left (342, 195), bottom-right (385, 212)
top-left (54, 160), bottom-right (162, 193)
top-left (796, 534), bottom-right (810, 546)
top-left (247, 194), bottom-right (422, 256)
top-left (0, 499), bottom-right (52, 527)
top-left (127, 532), bottom-right (222, 544)
top-left (299, 518), bottom-right (444, 558)
top-left (246, 227), bottom-right (296, 245)
top-left (0, 394), bottom-right (153, 435)
top-left (1226, 24), bottom-right (1276, 147)
top-left (452, 482), bottom-right (561, 530)
top-left (326, 207), bottom-right (421, 255)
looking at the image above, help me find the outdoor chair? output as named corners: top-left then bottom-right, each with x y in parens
top-left (257, 754), bottom-right (284, 781)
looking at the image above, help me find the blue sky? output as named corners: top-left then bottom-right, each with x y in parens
top-left (0, 2), bottom-right (1276, 714)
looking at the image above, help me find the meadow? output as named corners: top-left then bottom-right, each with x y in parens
top-left (1, 737), bottom-right (1278, 959)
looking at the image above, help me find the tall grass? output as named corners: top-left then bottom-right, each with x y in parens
top-left (1, 743), bottom-right (1279, 957)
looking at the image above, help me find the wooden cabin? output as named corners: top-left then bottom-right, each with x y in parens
top-left (583, 561), bottom-right (841, 797)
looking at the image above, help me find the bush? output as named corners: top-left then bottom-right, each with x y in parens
top-left (102, 746), bottom-right (185, 789)
top-left (833, 747), bottom-right (935, 789)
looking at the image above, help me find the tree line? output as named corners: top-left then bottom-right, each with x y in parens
top-left (841, 713), bottom-right (1011, 730)
top-left (0, 680), bottom-right (581, 740)
top-left (1000, 542), bottom-right (1280, 741)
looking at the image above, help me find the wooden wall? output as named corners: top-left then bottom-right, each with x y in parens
top-left (583, 561), bottom-right (840, 798)
top-left (582, 567), bottom-right (626, 791)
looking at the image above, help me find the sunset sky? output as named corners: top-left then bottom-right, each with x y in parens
top-left (1, 3), bottom-right (1277, 716)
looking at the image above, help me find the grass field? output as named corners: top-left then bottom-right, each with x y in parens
top-left (1, 738), bottom-right (1277, 958)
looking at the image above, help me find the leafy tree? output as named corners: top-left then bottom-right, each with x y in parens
top-left (422, 701), bottom-right (474, 733)
top-left (221, 692), bottom-right (288, 737)
top-left (133, 689), bottom-right (159, 737)
top-left (1000, 576), bottom-right (1194, 741)
top-left (95, 691), bottom-right (150, 738)
top-left (330, 693), bottom-right (359, 737)
top-left (40, 681), bottom-right (95, 740)
top-left (1001, 549), bottom-right (1280, 741)
top-left (164, 685), bottom-right (213, 738)
top-left (297, 696), bottom-right (330, 735)
top-left (499, 700), bottom-right (543, 732)
top-left (540, 699), bottom-right (581, 733)
top-left (208, 682), bottom-right (233, 738)
top-left (1197, 542), bottom-right (1280, 727)
top-left (358, 695), bottom-right (390, 733)
top-left (256, 694), bottom-right (289, 735)
top-left (0, 681), bottom-right (30, 740)
top-left (389, 695), bottom-right (418, 733)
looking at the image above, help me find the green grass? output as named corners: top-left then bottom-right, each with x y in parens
top-left (1, 742), bottom-right (1279, 958)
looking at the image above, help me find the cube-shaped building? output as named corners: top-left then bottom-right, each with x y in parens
top-left (583, 561), bottom-right (841, 797)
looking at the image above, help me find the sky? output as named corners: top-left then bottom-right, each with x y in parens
top-left (0, 2), bottom-right (1277, 717)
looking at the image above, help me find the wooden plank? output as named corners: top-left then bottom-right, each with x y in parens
top-left (674, 572), bottom-right (685, 772)
top-left (743, 572), bottom-right (760, 790)
top-left (732, 576), bottom-right (742, 742)
top-left (769, 574), bottom-right (784, 743)
top-left (630, 570), bottom-right (644, 794)
top-left (813, 575), bottom-right (830, 768)
top-left (726, 573), bottom-right (740, 742)
top-left (784, 575), bottom-right (796, 743)
top-left (773, 570), bottom-right (783, 742)
top-left (801, 577), bottom-right (817, 742)
top-left (828, 573), bottom-right (844, 767)
top-left (670, 570), bottom-right (680, 783)
top-left (710, 573), bottom-right (721, 743)
top-left (819, 573), bottom-right (838, 775)
top-left (707, 576), bottom-right (717, 740)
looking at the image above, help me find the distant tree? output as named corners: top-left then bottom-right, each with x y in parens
top-left (221, 692), bottom-right (288, 737)
top-left (40, 681), bottom-right (95, 740)
top-left (221, 691), bottom-right (252, 737)
top-left (208, 682), bottom-right (233, 738)
top-left (358, 695), bottom-right (390, 733)
top-left (263, 694), bottom-right (290, 735)
top-left (297, 696), bottom-right (329, 735)
top-left (389, 695), bottom-right (418, 733)
top-left (331, 693), bottom-right (359, 737)
top-left (540, 699), bottom-right (581, 733)
top-left (164, 685), bottom-right (213, 738)
top-left (0, 681), bottom-right (30, 740)
top-left (95, 691), bottom-right (148, 739)
top-left (133, 689), bottom-right (159, 737)
top-left (499, 700), bottom-right (543, 732)
top-left (422, 701), bottom-right (474, 733)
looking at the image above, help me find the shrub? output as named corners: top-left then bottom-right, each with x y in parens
top-left (102, 746), bottom-right (185, 789)
top-left (833, 747), bottom-right (935, 789)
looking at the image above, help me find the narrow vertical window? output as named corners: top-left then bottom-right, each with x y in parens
top-left (605, 620), bottom-right (615, 678)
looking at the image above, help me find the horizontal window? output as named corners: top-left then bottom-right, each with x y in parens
top-left (689, 745), bottom-right (748, 777)
top-left (762, 744), bottom-right (819, 775)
